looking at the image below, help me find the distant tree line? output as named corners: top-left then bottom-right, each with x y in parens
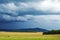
top-left (0, 29), bottom-right (40, 32)
top-left (0, 30), bottom-right (32, 32)
top-left (43, 30), bottom-right (60, 34)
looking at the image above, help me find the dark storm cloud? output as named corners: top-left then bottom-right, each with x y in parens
top-left (0, 14), bottom-right (34, 22)
top-left (0, 0), bottom-right (60, 30)
top-left (0, 0), bottom-right (60, 16)
top-left (0, 0), bottom-right (60, 22)
top-left (0, 0), bottom-right (42, 4)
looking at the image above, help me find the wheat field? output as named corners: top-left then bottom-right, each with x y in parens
top-left (0, 32), bottom-right (60, 40)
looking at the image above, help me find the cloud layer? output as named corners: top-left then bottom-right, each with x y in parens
top-left (0, 15), bottom-right (60, 30)
top-left (0, 0), bottom-right (60, 22)
top-left (0, 0), bottom-right (60, 16)
top-left (0, 14), bottom-right (34, 22)
top-left (0, 0), bottom-right (60, 30)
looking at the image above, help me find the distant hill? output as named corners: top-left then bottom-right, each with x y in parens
top-left (0, 28), bottom-right (48, 32)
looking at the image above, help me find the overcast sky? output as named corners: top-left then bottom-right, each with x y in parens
top-left (0, 0), bottom-right (60, 30)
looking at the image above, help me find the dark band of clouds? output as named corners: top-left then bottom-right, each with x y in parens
top-left (0, 0), bottom-right (60, 22)
top-left (0, 0), bottom-right (42, 4)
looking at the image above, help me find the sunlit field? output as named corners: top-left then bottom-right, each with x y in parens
top-left (0, 32), bottom-right (60, 40)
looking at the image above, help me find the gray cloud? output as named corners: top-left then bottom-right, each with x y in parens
top-left (0, 14), bottom-right (34, 22)
top-left (0, 0), bottom-right (60, 16)
top-left (0, 0), bottom-right (42, 4)
top-left (0, 0), bottom-right (60, 22)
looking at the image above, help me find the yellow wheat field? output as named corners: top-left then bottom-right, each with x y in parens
top-left (0, 32), bottom-right (60, 40)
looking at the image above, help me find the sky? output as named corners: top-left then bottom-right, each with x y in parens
top-left (0, 0), bottom-right (60, 30)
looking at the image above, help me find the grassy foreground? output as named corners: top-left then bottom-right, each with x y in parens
top-left (0, 32), bottom-right (60, 40)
